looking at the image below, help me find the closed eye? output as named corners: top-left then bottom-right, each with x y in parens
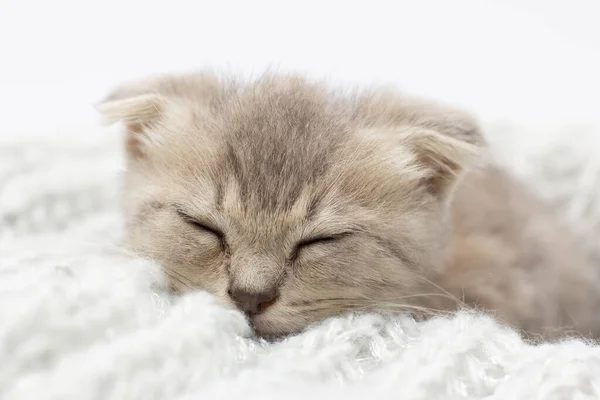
top-left (176, 210), bottom-right (225, 241)
top-left (297, 235), bottom-right (342, 248)
top-left (292, 232), bottom-right (352, 259)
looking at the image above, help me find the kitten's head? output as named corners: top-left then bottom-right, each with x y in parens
top-left (99, 72), bottom-right (483, 337)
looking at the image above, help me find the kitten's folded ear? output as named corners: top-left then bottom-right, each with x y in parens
top-left (403, 127), bottom-right (481, 197)
top-left (369, 123), bottom-right (483, 199)
top-left (96, 89), bottom-right (187, 159)
top-left (97, 93), bottom-right (169, 126)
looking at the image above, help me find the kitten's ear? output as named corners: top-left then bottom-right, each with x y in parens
top-left (401, 103), bottom-right (484, 197)
top-left (404, 127), bottom-right (481, 197)
top-left (97, 93), bottom-right (168, 126)
top-left (371, 125), bottom-right (482, 198)
top-left (96, 91), bottom-right (186, 159)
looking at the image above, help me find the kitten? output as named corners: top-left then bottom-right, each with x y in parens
top-left (98, 72), bottom-right (600, 339)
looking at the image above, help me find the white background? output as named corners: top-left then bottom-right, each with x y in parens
top-left (0, 0), bottom-right (599, 134)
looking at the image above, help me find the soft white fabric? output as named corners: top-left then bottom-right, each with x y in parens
top-left (1, 114), bottom-right (600, 400)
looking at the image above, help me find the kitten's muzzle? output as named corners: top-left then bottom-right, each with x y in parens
top-left (228, 287), bottom-right (279, 317)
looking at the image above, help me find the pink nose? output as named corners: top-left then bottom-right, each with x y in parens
top-left (228, 287), bottom-right (278, 317)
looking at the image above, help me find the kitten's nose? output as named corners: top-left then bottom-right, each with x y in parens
top-left (228, 287), bottom-right (278, 317)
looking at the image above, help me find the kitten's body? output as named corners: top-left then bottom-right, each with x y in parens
top-left (440, 167), bottom-right (600, 338)
top-left (99, 72), bottom-right (600, 339)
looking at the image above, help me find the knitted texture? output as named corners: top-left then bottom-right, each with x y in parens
top-left (1, 116), bottom-right (600, 400)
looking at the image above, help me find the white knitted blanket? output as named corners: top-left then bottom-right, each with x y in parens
top-left (1, 115), bottom-right (600, 400)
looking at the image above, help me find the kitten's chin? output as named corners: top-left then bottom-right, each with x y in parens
top-left (249, 314), bottom-right (306, 340)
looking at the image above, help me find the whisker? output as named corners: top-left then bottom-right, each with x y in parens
top-left (162, 268), bottom-right (196, 290)
top-left (415, 275), bottom-right (467, 307)
top-left (354, 303), bottom-right (440, 312)
top-left (305, 293), bottom-right (456, 308)
top-left (308, 299), bottom-right (439, 313)
top-left (292, 293), bottom-right (458, 322)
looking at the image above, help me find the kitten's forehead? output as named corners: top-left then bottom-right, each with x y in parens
top-left (219, 177), bottom-right (322, 235)
top-left (213, 85), bottom-right (353, 214)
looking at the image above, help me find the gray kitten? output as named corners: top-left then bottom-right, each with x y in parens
top-left (99, 72), bottom-right (600, 339)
